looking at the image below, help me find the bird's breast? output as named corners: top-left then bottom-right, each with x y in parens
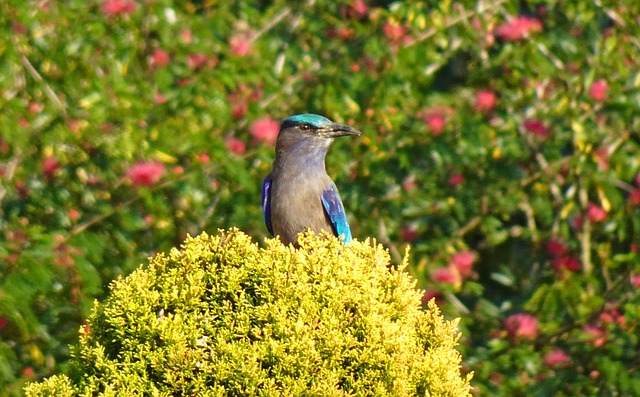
top-left (269, 171), bottom-right (333, 245)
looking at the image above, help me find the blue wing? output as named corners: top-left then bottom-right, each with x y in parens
top-left (262, 177), bottom-right (273, 236)
top-left (321, 183), bottom-right (352, 243)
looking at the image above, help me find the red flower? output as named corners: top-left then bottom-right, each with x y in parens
top-left (225, 137), bottom-right (247, 155)
top-left (327, 27), bottom-right (355, 40)
top-left (229, 34), bottom-right (252, 56)
top-left (631, 273), bottom-right (640, 288)
top-left (450, 251), bottom-right (477, 278)
top-left (249, 117), bottom-right (280, 145)
top-left (149, 49), bottom-right (170, 68)
top-left (551, 256), bottom-right (581, 272)
top-left (420, 109), bottom-right (446, 136)
top-left (504, 313), bottom-right (539, 341)
top-left (0, 317), bottom-right (8, 329)
top-left (589, 79), bottom-right (608, 102)
top-left (629, 189), bottom-right (640, 206)
top-left (587, 203), bottom-right (607, 223)
top-left (42, 156), bottom-right (60, 180)
top-left (544, 349), bottom-right (570, 368)
top-left (523, 119), bottom-right (550, 139)
top-left (22, 367), bottom-right (35, 377)
top-left (400, 226), bottom-right (419, 242)
top-left (421, 289), bottom-right (442, 304)
top-left (495, 16), bottom-right (542, 41)
top-left (546, 239), bottom-right (569, 258)
top-left (127, 161), bottom-right (165, 187)
top-left (430, 267), bottom-right (462, 286)
top-left (101, 0), bottom-right (136, 17)
top-left (68, 208), bottom-right (80, 222)
top-left (474, 89), bottom-right (497, 113)
top-left (448, 174), bottom-right (464, 187)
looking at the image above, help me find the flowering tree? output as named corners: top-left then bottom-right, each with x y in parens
top-left (1, 0), bottom-right (639, 395)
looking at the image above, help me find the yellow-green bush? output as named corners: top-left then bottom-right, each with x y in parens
top-left (26, 229), bottom-right (471, 396)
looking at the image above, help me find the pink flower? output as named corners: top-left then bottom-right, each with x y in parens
top-left (589, 79), bottom-right (608, 102)
top-left (101, 0), bottom-right (136, 17)
top-left (402, 174), bottom-right (416, 191)
top-left (179, 29), bottom-right (192, 44)
top-left (474, 90), bottom-right (497, 113)
top-left (187, 53), bottom-right (217, 70)
top-left (523, 119), bottom-right (550, 139)
top-left (450, 251), bottom-right (477, 278)
top-left (225, 137), bottom-right (246, 155)
top-left (430, 267), bottom-right (462, 286)
top-left (630, 273), bottom-right (640, 288)
top-left (587, 203), bottom-right (607, 223)
top-left (599, 309), bottom-right (624, 326)
top-left (42, 156), bottom-right (60, 180)
top-left (583, 324), bottom-right (607, 348)
top-left (546, 239), bottom-right (569, 258)
top-left (229, 34), bottom-right (252, 56)
top-left (544, 349), bottom-right (570, 368)
top-left (504, 313), bottom-right (539, 341)
top-left (29, 102), bottom-right (43, 113)
top-left (149, 49), bottom-right (170, 68)
top-left (196, 153), bottom-right (210, 164)
top-left (349, 0), bottom-right (368, 18)
top-left (420, 109), bottom-right (446, 136)
top-left (635, 173), bottom-right (640, 187)
top-left (249, 117), bottom-right (280, 145)
top-left (383, 21), bottom-right (408, 44)
top-left (154, 94), bottom-right (167, 105)
top-left (127, 161), bottom-right (165, 187)
top-left (495, 16), bottom-right (542, 41)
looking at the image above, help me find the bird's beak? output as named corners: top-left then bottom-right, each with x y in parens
top-left (322, 123), bottom-right (362, 138)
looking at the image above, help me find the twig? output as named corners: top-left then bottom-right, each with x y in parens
top-left (19, 54), bottom-right (67, 115)
top-left (378, 218), bottom-right (404, 265)
top-left (251, 8), bottom-right (291, 43)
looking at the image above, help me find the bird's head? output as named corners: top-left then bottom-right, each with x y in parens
top-left (273, 114), bottom-right (360, 168)
top-left (278, 114), bottom-right (361, 143)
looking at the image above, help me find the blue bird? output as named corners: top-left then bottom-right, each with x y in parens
top-left (262, 114), bottom-right (360, 246)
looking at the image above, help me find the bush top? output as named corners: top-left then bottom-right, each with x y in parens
top-left (26, 229), bottom-right (472, 396)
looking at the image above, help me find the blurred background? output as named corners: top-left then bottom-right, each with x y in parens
top-left (1, 0), bottom-right (639, 395)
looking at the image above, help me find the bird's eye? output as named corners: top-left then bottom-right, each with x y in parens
top-left (300, 123), bottom-right (311, 131)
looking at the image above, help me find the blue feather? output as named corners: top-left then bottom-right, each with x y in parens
top-left (262, 177), bottom-right (273, 236)
top-left (321, 183), bottom-right (352, 243)
top-left (281, 114), bottom-right (332, 130)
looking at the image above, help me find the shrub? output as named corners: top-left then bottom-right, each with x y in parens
top-left (25, 229), bottom-right (472, 396)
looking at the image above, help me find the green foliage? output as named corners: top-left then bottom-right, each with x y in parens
top-left (25, 229), bottom-right (472, 396)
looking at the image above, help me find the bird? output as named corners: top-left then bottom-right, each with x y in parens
top-left (261, 114), bottom-right (360, 246)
